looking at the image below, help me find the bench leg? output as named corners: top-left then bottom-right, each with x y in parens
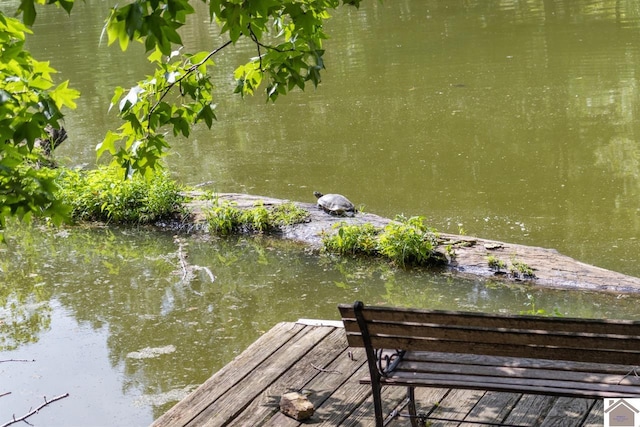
top-left (407, 386), bottom-right (420, 427)
top-left (371, 380), bottom-right (384, 427)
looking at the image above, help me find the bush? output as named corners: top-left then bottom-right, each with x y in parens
top-left (55, 166), bottom-right (184, 223)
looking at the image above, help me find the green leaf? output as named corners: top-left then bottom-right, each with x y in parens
top-left (18, 0), bottom-right (36, 26)
top-left (50, 80), bottom-right (79, 110)
top-left (96, 130), bottom-right (121, 158)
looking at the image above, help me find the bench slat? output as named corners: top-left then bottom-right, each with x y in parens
top-left (338, 304), bottom-right (640, 336)
top-left (397, 350), bottom-right (635, 374)
top-left (344, 333), bottom-right (640, 364)
top-left (372, 376), bottom-right (640, 398)
top-left (396, 358), bottom-right (639, 387)
top-left (342, 319), bottom-right (640, 351)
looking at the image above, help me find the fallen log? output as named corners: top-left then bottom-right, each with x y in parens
top-left (175, 192), bottom-right (640, 294)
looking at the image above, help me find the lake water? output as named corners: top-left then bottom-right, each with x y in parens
top-left (2, 0), bottom-right (640, 425)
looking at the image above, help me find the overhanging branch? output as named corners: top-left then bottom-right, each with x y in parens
top-left (146, 39), bottom-right (234, 134)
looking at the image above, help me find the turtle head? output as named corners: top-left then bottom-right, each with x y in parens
top-left (313, 191), bottom-right (323, 199)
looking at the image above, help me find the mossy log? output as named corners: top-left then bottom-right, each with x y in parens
top-left (179, 192), bottom-right (640, 294)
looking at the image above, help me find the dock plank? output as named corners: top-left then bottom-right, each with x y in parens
top-left (464, 391), bottom-right (521, 425)
top-left (261, 346), bottom-right (368, 427)
top-left (504, 394), bottom-right (557, 426)
top-left (428, 388), bottom-right (486, 426)
top-left (581, 400), bottom-right (603, 427)
top-left (186, 325), bottom-right (336, 426)
top-left (541, 397), bottom-right (595, 426)
top-left (151, 321), bottom-right (305, 427)
top-left (152, 321), bottom-right (615, 427)
top-left (231, 327), bottom-right (349, 426)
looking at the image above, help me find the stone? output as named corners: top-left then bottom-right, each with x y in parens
top-left (279, 391), bottom-right (314, 421)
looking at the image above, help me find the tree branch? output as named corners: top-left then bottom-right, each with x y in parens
top-left (146, 39), bottom-right (233, 134)
top-left (1, 393), bottom-right (69, 427)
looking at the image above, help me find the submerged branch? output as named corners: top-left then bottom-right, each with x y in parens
top-left (1, 393), bottom-right (69, 427)
top-left (173, 236), bottom-right (215, 286)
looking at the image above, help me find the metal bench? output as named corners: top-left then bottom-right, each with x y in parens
top-left (338, 301), bottom-right (640, 427)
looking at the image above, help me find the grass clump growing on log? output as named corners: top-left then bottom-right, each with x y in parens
top-left (487, 255), bottom-right (507, 271)
top-left (55, 166), bottom-right (184, 223)
top-left (509, 259), bottom-right (536, 279)
top-left (205, 200), bottom-right (309, 235)
top-left (321, 215), bottom-right (446, 267)
top-left (321, 223), bottom-right (379, 256)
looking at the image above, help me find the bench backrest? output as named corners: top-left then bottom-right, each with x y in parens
top-left (339, 301), bottom-right (640, 365)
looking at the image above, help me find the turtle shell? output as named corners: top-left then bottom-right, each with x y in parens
top-left (314, 192), bottom-right (356, 216)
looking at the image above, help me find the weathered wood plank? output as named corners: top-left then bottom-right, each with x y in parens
top-left (541, 397), bottom-right (595, 426)
top-left (386, 371), bottom-right (639, 396)
top-left (400, 351), bottom-right (639, 375)
top-left (151, 321), bottom-right (305, 427)
top-left (503, 394), bottom-right (557, 426)
top-left (463, 391), bottom-right (521, 425)
top-left (260, 347), bottom-right (368, 427)
top-left (343, 320), bottom-right (640, 352)
top-left (309, 362), bottom-right (375, 426)
top-left (185, 324), bottom-right (336, 426)
top-left (230, 327), bottom-right (349, 426)
top-left (340, 386), bottom-right (408, 427)
top-left (427, 388), bottom-right (486, 426)
top-left (264, 350), bottom-right (366, 427)
top-left (397, 358), bottom-right (639, 386)
top-left (351, 336), bottom-right (640, 365)
top-left (581, 399), bottom-right (604, 427)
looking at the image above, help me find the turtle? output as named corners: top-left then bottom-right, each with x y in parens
top-left (313, 191), bottom-right (356, 217)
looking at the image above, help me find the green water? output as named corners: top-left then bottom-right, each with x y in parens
top-left (2, 0), bottom-right (640, 425)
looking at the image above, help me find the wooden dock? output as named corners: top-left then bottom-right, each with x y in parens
top-left (151, 320), bottom-right (605, 426)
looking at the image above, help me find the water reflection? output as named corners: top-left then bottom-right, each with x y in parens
top-left (2, 223), bottom-right (640, 424)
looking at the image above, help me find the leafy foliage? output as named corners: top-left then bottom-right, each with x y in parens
top-left (90, 0), bottom-right (360, 177)
top-left (322, 216), bottom-right (447, 267)
top-left (2, 0), bottom-right (362, 235)
top-left (0, 11), bottom-right (79, 240)
top-left (55, 166), bottom-right (185, 223)
top-left (205, 199), bottom-right (309, 235)
top-left (321, 222), bottom-right (379, 256)
top-left (96, 0), bottom-right (363, 177)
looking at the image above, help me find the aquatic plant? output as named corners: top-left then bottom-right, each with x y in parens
top-left (55, 165), bottom-right (184, 223)
top-left (322, 215), bottom-right (445, 267)
top-left (520, 293), bottom-right (561, 316)
top-left (205, 200), bottom-right (309, 235)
